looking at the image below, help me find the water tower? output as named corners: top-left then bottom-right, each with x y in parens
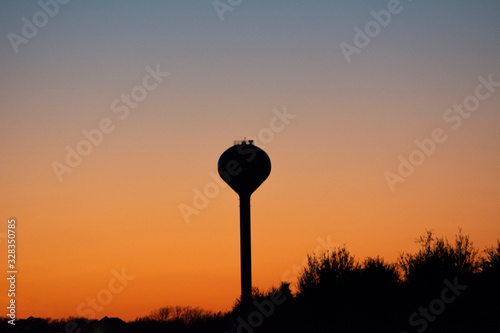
top-left (218, 139), bottom-right (271, 305)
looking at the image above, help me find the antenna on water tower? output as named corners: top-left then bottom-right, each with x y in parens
top-left (217, 139), bottom-right (271, 306)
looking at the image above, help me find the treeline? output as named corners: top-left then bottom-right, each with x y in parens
top-left (2, 230), bottom-right (499, 332)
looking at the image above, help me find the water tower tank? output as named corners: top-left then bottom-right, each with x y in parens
top-left (218, 140), bottom-right (271, 197)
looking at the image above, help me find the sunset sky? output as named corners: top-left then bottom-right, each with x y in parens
top-left (1, 0), bottom-right (500, 321)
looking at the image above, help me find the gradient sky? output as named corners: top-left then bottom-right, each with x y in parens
top-left (1, 0), bottom-right (500, 321)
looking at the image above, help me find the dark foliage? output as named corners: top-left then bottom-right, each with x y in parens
top-left (2, 231), bottom-right (499, 332)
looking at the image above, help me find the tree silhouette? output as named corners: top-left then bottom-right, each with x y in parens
top-left (398, 229), bottom-right (479, 316)
top-left (138, 305), bottom-right (218, 325)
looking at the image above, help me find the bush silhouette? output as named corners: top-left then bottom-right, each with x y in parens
top-left (294, 248), bottom-right (402, 332)
top-left (297, 246), bottom-right (358, 297)
top-left (482, 240), bottom-right (500, 274)
top-left (398, 229), bottom-right (479, 313)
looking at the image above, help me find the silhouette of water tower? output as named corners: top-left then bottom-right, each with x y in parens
top-left (218, 139), bottom-right (271, 305)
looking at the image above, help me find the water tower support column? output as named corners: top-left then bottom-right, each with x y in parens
top-left (239, 194), bottom-right (252, 305)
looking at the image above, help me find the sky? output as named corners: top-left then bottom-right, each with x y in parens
top-left (1, 0), bottom-right (500, 322)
